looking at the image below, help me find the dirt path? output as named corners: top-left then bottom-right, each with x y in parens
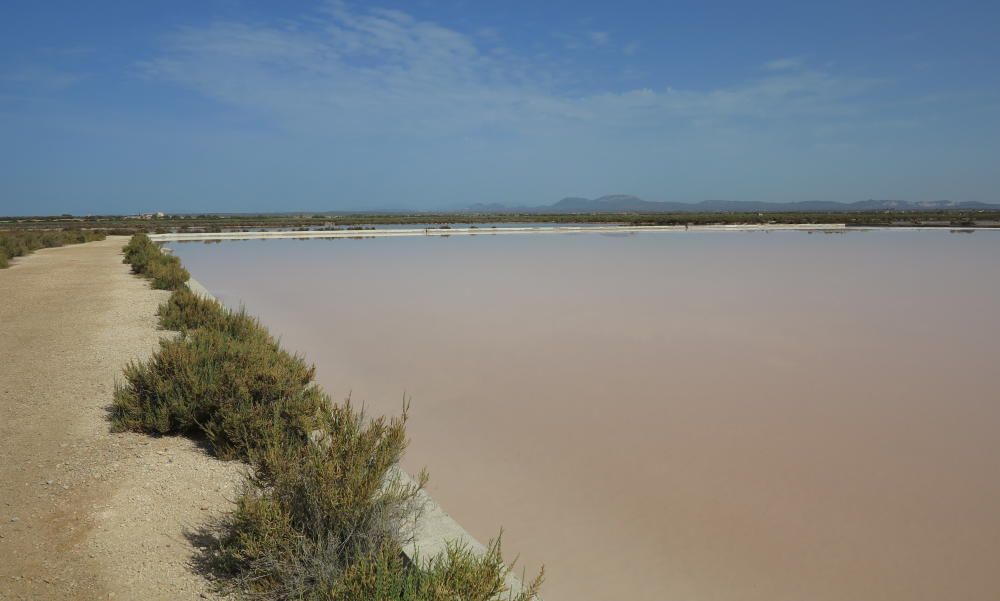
top-left (0, 237), bottom-right (241, 601)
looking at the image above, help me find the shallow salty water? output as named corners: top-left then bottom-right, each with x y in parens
top-left (172, 230), bottom-right (1000, 601)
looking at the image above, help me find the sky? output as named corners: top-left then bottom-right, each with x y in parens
top-left (1, 0), bottom-right (999, 215)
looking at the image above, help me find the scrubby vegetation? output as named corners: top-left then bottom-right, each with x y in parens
top-left (0, 229), bottom-right (106, 268)
top-left (121, 233), bottom-right (189, 289)
top-left (4, 208), bottom-right (1000, 237)
top-left (157, 285), bottom-right (258, 336)
top-left (112, 234), bottom-right (542, 600)
top-left (111, 325), bottom-right (326, 460)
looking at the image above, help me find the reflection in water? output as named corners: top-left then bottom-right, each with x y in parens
top-left (172, 231), bottom-right (1000, 601)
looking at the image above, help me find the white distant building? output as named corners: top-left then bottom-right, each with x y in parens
top-left (129, 211), bottom-right (166, 220)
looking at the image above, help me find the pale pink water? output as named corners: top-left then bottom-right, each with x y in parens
top-left (173, 230), bottom-right (1000, 601)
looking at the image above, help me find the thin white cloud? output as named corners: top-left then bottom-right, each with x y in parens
top-left (1, 65), bottom-right (87, 90)
top-left (763, 57), bottom-right (805, 71)
top-left (589, 31), bottom-right (610, 45)
top-left (623, 40), bottom-right (640, 56)
top-left (140, 5), bottom-right (880, 139)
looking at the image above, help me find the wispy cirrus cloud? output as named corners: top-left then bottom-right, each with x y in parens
top-left (762, 56), bottom-right (806, 71)
top-left (1, 65), bottom-right (87, 90)
top-left (139, 3), bottom-right (883, 141)
top-left (588, 31), bottom-right (610, 46)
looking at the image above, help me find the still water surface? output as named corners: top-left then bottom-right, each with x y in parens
top-left (171, 230), bottom-right (1000, 601)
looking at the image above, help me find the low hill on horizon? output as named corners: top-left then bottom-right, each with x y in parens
top-left (466, 195), bottom-right (999, 214)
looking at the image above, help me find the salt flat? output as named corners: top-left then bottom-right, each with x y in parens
top-left (173, 229), bottom-right (1000, 601)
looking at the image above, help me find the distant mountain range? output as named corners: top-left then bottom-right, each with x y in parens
top-left (466, 195), bottom-right (999, 214)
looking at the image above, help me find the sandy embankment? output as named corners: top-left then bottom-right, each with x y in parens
top-left (0, 237), bottom-right (241, 601)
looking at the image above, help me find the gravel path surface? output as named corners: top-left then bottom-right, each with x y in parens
top-left (0, 237), bottom-right (241, 601)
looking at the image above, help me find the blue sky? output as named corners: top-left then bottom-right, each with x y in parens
top-left (2, 0), bottom-right (999, 215)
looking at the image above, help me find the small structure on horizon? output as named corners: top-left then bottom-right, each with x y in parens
top-left (126, 211), bottom-right (166, 220)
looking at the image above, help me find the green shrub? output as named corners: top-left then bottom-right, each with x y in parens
top-left (333, 539), bottom-right (543, 601)
top-left (157, 286), bottom-right (247, 336)
top-left (111, 326), bottom-right (325, 460)
top-left (157, 286), bottom-right (258, 338)
top-left (158, 286), bottom-right (222, 330)
top-left (216, 400), bottom-right (415, 593)
top-left (121, 233), bottom-right (189, 289)
top-left (213, 400), bottom-right (542, 601)
top-left (122, 233), bottom-right (158, 272)
top-left (0, 228), bottom-right (106, 268)
top-left (148, 254), bottom-right (190, 289)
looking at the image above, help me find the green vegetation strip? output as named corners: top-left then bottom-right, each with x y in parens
top-left (122, 234), bottom-right (190, 289)
top-left (112, 235), bottom-right (542, 600)
top-left (0, 229), bottom-right (107, 268)
top-left (3, 208), bottom-right (999, 236)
